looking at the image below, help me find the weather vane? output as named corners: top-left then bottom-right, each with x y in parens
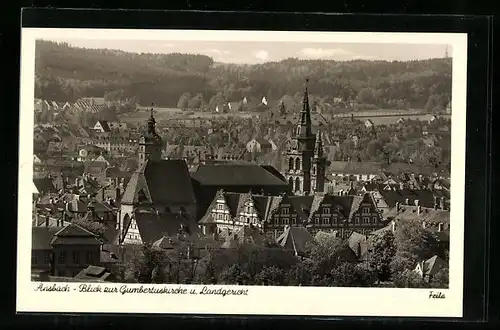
top-left (150, 102), bottom-right (155, 117)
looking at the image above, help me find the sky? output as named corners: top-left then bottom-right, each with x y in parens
top-left (42, 38), bottom-right (451, 64)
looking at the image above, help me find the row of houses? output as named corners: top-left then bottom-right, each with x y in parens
top-left (35, 97), bottom-right (109, 114)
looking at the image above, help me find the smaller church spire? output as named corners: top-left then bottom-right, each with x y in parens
top-left (147, 103), bottom-right (156, 134)
top-left (314, 130), bottom-right (324, 158)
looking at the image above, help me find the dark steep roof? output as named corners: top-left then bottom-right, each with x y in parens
top-left (191, 164), bottom-right (288, 186)
top-left (132, 208), bottom-right (201, 244)
top-left (50, 223), bottom-right (102, 246)
top-left (33, 178), bottom-right (56, 194)
top-left (121, 159), bottom-right (196, 206)
top-left (32, 227), bottom-right (63, 250)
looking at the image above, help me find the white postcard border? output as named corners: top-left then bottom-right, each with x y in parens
top-left (18, 28), bottom-right (467, 317)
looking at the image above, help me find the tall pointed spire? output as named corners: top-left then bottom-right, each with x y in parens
top-left (314, 130), bottom-right (324, 158)
top-left (297, 78), bottom-right (312, 138)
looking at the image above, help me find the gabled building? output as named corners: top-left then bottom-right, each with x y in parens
top-left (31, 223), bottom-right (118, 278)
top-left (263, 192), bottom-right (385, 239)
top-left (121, 207), bottom-right (200, 245)
top-left (414, 255), bottom-right (447, 282)
top-left (190, 163), bottom-right (290, 221)
top-left (246, 138), bottom-right (273, 153)
top-left (198, 190), bottom-right (282, 235)
top-left (119, 159), bottom-right (198, 243)
top-left (93, 120), bottom-right (112, 133)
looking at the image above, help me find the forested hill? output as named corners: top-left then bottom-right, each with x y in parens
top-left (35, 40), bottom-right (452, 110)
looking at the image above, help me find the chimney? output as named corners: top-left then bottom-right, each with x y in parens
top-left (399, 182), bottom-right (404, 190)
top-left (440, 197), bottom-right (445, 210)
top-left (414, 199), bottom-right (419, 207)
top-left (405, 198), bottom-right (409, 205)
top-left (418, 174), bottom-right (423, 182)
top-left (417, 205), bottom-right (421, 215)
top-left (434, 196), bottom-right (438, 210)
top-left (391, 220), bottom-right (396, 233)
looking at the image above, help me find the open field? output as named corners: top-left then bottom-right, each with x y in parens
top-left (119, 106), bottom-right (451, 126)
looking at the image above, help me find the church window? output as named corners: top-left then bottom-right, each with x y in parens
top-left (322, 218), bottom-right (329, 225)
top-left (371, 216), bottom-right (377, 224)
top-left (288, 157), bottom-right (294, 170)
top-left (355, 217), bottom-right (360, 224)
top-left (295, 158), bottom-right (301, 171)
top-left (362, 207), bottom-right (370, 214)
top-left (282, 207), bottom-right (289, 215)
top-left (295, 178), bottom-right (301, 192)
top-left (283, 218), bottom-right (289, 225)
top-left (312, 166), bottom-right (316, 175)
top-left (322, 207), bottom-right (330, 215)
top-left (363, 217), bottom-right (369, 224)
top-left (315, 217), bottom-right (320, 224)
top-left (288, 177), bottom-right (293, 190)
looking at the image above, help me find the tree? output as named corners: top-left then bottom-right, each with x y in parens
top-left (431, 268), bottom-right (449, 289)
top-left (187, 93), bottom-right (203, 109)
top-left (370, 230), bottom-right (396, 282)
top-left (177, 92), bottom-right (191, 110)
top-left (330, 262), bottom-right (377, 287)
top-left (72, 218), bottom-right (107, 237)
top-left (121, 244), bottom-right (169, 284)
top-left (254, 266), bottom-right (287, 286)
top-left (218, 264), bottom-right (252, 285)
top-left (392, 269), bottom-right (427, 288)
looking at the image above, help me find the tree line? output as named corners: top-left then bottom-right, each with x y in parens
top-left (35, 40), bottom-right (451, 111)
top-left (115, 218), bottom-right (449, 288)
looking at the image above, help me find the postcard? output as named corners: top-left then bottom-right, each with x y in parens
top-left (18, 26), bottom-right (467, 317)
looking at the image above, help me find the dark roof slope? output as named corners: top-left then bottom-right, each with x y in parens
top-left (191, 164), bottom-right (287, 186)
top-left (33, 178), bottom-right (56, 194)
top-left (133, 209), bottom-right (201, 244)
top-left (32, 227), bottom-right (63, 250)
top-left (121, 159), bottom-right (196, 206)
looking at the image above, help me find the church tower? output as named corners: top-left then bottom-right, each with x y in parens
top-left (284, 79), bottom-right (316, 195)
top-left (138, 105), bottom-right (163, 168)
top-left (311, 130), bottom-right (327, 193)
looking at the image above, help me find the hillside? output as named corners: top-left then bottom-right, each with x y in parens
top-left (35, 40), bottom-right (452, 111)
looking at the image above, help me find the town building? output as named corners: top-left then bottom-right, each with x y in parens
top-left (31, 223), bottom-right (118, 278)
top-left (246, 138), bottom-right (274, 153)
top-left (119, 159), bottom-right (198, 243)
top-left (263, 192), bottom-right (386, 239)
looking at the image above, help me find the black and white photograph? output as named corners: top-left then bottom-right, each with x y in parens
top-left (18, 28), bottom-right (467, 317)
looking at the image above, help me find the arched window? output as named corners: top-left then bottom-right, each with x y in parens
top-left (312, 165), bottom-right (316, 175)
top-left (288, 177), bottom-right (293, 190)
top-left (295, 178), bottom-right (301, 192)
top-left (288, 157), bottom-right (294, 170)
top-left (295, 158), bottom-right (301, 171)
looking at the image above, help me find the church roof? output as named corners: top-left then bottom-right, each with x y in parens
top-left (120, 159), bottom-right (196, 206)
top-left (191, 164), bottom-right (288, 187)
